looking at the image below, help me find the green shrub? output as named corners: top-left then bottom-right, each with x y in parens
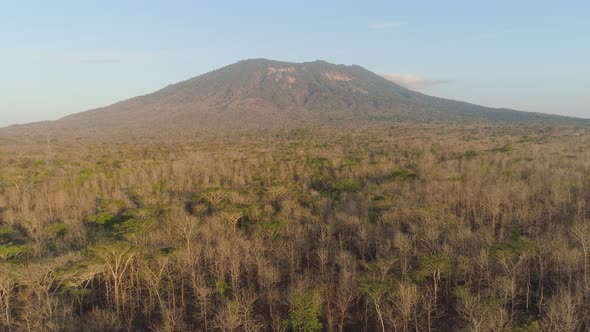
top-left (331, 179), bottom-right (360, 193)
top-left (464, 150), bottom-right (478, 159)
top-left (389, 169), bottom-right (419, 181)
top-left (48, 222), bottom-right (67, 237)
top-left (489, 144), bottom-right (513, 153)
top-left (87, 211), bottom-right (118, 226)
top-left (0, 243), bottom-right (31, 261)
top-left (215, 280), bottom-right (231, 299)
top-left (287, 290), bottom-right (323, 332)
top-left (0, 226), bottom-right (25, 244)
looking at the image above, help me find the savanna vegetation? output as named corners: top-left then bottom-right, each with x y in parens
top-left (0, 124), bottom-right (589, 331)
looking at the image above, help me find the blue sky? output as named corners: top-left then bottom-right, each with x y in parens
top-left (1, 0), bottom-right (589, 126)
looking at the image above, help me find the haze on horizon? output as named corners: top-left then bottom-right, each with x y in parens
top-left (1, 0), bottom-right (589, 127)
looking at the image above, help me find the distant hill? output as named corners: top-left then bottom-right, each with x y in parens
top-left (1, 59), bottom-right (586, 137)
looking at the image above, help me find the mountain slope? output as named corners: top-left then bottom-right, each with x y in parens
top-left (3, 59), bottom-right (587, 136)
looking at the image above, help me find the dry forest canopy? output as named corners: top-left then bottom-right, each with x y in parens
top-left (0, 124), bottom-right (590, 331)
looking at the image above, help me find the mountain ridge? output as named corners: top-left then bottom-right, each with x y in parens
top-left (2, 59), bottom-right (587, 137)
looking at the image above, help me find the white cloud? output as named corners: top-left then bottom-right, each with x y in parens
top-left (381, 73), bottom-right (449, 90)
top-left (368, 22), bottom-right (403, 30)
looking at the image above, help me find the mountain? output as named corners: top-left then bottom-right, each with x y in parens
top-left (2, 59), bottom-right (586, 137)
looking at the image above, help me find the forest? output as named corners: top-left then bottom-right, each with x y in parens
top-left (0, 123), bottom-right (589, 331)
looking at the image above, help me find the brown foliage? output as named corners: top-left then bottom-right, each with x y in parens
top-left (0, 124), bottom-right (589, 331)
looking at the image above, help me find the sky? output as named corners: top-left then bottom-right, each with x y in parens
top-left (1, 0), bottom-right (589, 126)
